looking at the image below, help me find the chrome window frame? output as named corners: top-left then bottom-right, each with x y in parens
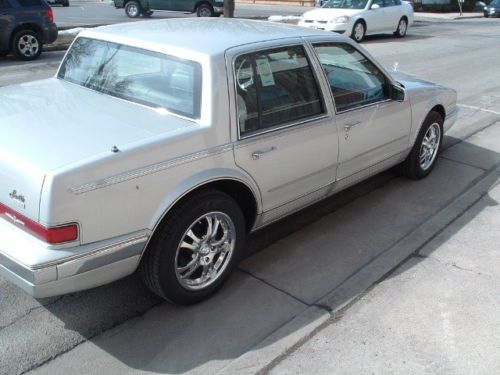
top-left (232, 42), bottom-right (329, 141)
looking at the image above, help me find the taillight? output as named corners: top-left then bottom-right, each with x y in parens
top-left (0, 203), bottom-right (78, 244)
top-left (46, 7), bottom-right (54, 23)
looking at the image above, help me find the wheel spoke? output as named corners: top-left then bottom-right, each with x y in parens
top-left (177, 255), bottom-right (199, 273)
top-left (180, 241), bottom-right (197, 251)
top-left (186, 229), bottom-right (201, 244)
top-left (205, 215), bottom-right (213, 239)
top-left (179, 259), bottom-right (200, 278)
top-left (211, 217), bottom-right (221, 238)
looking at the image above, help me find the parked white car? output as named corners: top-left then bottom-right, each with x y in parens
top-left (0, 19), bottom-right (456, 305)
top-left (298, 0), bottom-right (414, 42)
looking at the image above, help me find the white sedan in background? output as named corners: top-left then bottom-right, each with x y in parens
top-left (298, 0), bottom-right (414, 42)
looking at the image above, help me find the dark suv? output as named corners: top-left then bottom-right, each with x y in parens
top-left (0, 0), bottom-right (58, 60)
top-left (114, 0), bottom-right (224, 18)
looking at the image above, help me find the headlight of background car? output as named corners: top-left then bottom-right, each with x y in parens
top-left (332, 16), bottom-right (350, 24)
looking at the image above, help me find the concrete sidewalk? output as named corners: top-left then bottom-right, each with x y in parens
top-left (414, 12), bottom-right (484, 21)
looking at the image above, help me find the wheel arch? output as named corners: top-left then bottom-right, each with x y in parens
top-left (10, 23), bottom-right (43, 49)
top-left (148, 170), bottom-right (261, 235)
top-left (410, 100), bottom-right (446, 147)
top-left (194, 0), bottom-right (213, 12)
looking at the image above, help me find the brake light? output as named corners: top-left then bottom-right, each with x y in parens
top-left (46, 7), bottom-right (54, 23)
top-left (0, 203), bottom-right (78, 244)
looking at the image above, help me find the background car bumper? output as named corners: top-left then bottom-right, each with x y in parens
top-left (0, 219), bottom-right (150, 298)
top-left (43, 23), bottom-right (58, 44)
top-left (297, 21), bottom-right (349, 34)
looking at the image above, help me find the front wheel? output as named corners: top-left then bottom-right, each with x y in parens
top-left (125, 0), bottom-right (141, 18)
top-left (394, 17), bottom-right (408, 37)
top-left (140, 189), bottom-right (246, 305)
top-left (351, 21), bottom-right (365, 43)
top-left (196, 3), bottom-right (215, 17)
top-left (398, 111), bottom-right (443, 179)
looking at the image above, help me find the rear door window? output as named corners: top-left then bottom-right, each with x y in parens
top-left (235, 45), bottom-right (325, 137)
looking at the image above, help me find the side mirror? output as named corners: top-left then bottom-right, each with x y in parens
top-left (391, 84), bottom-right (405, 102)
top-left (371, 3), bottom-right (380, 9)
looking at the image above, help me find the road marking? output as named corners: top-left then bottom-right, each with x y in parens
top-left (458, 103), bottom-right (500, 116)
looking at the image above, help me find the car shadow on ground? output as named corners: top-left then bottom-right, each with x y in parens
top-left (363, 32), bottom-right (433, 44)
top-left (7, 133), bottom-right (499, 374)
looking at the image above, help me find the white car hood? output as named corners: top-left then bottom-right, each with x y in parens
top-left (302, 8), bottom-right (362, 21)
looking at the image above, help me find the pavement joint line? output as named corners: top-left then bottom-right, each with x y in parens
top-left (438, 155), bottom-right (488, 172)
top-left (237, 267), bottom-right (309, 307)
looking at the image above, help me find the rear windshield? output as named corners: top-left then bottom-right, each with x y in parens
top-left (58, 37), bottom-right (202, 119)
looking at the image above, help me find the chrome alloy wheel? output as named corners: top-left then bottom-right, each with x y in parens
top-left (18, 35), bottom-right (39, 58)
top-left (198, 6), bottom-right (212, 17)
top-left (175, 212), bottom-right (236, 290)
top-left (354, 22), bottom-right (364, 42)
top-left (398, 19), bottom-right (407, 36)
top-left (419, 123), bottom-right (441, 171)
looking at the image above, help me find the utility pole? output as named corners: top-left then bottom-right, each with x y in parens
top-left (224, 0), bottom-right (235, 17)
top-left (458, 0), bottom-right (463, 16)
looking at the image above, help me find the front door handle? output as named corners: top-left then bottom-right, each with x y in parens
top-left (252, 146), bottom-right (276, 160)
top-left (343, 121), bottom-right (361, 131)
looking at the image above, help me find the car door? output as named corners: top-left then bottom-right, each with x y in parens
top-left (229, 43), bottom-right (339, 217)
top-left (0, 0), bottom-right (13, 48)
top-left (147, 0), bottom-right (188, 11)
top-left (364, 0), bottom-right (387, 33)
top-left (311, 42), bottom-right (411, 180)
top-left (383, 0), bottom-right (403, 31)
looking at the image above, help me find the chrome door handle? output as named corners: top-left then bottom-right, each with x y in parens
top-left (252, 146), bottom-right (276, 160)
top-left (343, 121), bottom-right (361, 131)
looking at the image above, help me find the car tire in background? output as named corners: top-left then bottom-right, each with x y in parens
top-left (352, 20), bottom-right (366, 42)
top-left (142, 10), bottom-right (154, 17)
top-left (398, 111), bottom-right (443, 179)
top-left (63, 0), bottom-right (69, 7)
top-left (394, 17), bottom-right (408, 37)
top-left (12, 30), bottom-right (42, 61)
top-left (125, 0), bottom-right (142, 18)
top-left (196, 3), bottom-right (215, 17)
top-left (140, 189), bottom-right (246, 305)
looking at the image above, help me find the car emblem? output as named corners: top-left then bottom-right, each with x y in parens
top-left (9, 190), bottom-right (26, 207)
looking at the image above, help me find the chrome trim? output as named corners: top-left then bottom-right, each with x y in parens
top-left (31, 234), bottom-right (149, 270)
top-left (336, 99), bottom-right (393, 115)
top-left (70, 144), bottom-right (233, 195)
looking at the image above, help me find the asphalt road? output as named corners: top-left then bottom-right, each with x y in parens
top-left (1, 17), bottom-right (500, 375)
top-left (51, 0), bottom-right (313, 27)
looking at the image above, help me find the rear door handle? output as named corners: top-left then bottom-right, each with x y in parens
top-left (343, 121), bottom-right (361, 131)
top-left (252, 146), bottom-right (276, 160)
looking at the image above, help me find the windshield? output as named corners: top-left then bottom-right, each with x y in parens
top-left (322, 0), bottom-right (368, 9)
top-left (58, 37), bottom-right (202, 119)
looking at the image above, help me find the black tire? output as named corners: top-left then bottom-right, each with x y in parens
top-left (0, 50), bottom-right (8, 57)
top-left (351, 20), bottom-right (365, 43)
top-left (12, 30), bottom-right (42, 61)
top-left (196, 3), bottom-right (215, 17)
top-left (140, 189), bottom-right (246, 305)
top-left (394, 17), bottom-right (408, 37)
top-left (125, 0), bottom-right (141, 18)
top-left (63, 0), bottom-right (69, 7)
top-left (398, 111), bottom-right (443, 179)
top-left (142, 10), bottom-right (154, 17)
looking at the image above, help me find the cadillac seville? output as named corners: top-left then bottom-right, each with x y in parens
top-left (0, 19), bottom-right (458, 304)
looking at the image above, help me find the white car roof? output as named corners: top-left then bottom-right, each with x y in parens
top-left (79, 18), bottom-right (345, 57)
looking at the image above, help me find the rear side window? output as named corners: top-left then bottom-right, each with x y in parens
top-left (0, 0), bottom-right (12, 9)
top-left (58, 37), bottom-right (202, 119)
top-left (235, 45), bottom-right (324, 137)
top-left (17, 0), bottom-right (42, 6)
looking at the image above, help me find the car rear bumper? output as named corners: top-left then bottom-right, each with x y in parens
top-left (0, 219), bottom-right (149, 298)
top-left (43, 23), bottom-right (58, 44)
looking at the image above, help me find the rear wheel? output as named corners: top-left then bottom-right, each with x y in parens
top-left (125, 0), bottom-right (141, 18)
top-left (196, 3), bottom-right (215, 17)
top-left (394, 17), bottom-right (408, 37)
top-left (352, 21), bottom-right (365, 43)
top-left (12, 30), bottom-right (42, 61)
top-left (398, 111), bottom-right (443, 179)
top-left (140, 189), bottom-right (246, 305)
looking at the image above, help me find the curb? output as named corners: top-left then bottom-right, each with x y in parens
top-left (216, 163), bottom-right (500, 374)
